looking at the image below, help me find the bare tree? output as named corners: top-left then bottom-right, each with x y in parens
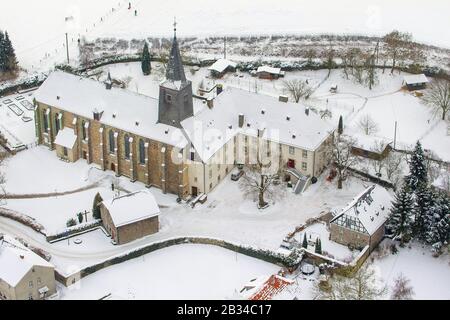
top-left (370, 140), bottom-right (388, 177)
top-left (78, 37), bottom-right (95, 68)
top-left (390, 273), bottom-right (414, 300)
top-left (423, 79), bottom-right (450, 120)
top-left (305, 48), bottom-right (317, 65)
top-left (330, 134), bottom-right (359, 189)
top-left (358, 114), bottom-right (379, 135)
top-left (315, 263), bottom-right (387, 300)
top-left (239, 137), bottom-right (284, 209)
top-left (283, 79), bottom-right (312, 103)
top-left (384, 151), bottom-right (405, 188)
top-left (383, 31), bottom-right (413, 74)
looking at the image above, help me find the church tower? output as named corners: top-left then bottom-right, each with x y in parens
top-left (158, 20), bottom-right (194, 128)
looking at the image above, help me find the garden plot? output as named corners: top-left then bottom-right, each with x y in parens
top-left (59, 244), bottom-right (280, 300)
top-left (0, 92), bottom-right (36, 150)
top-left (370, 240), bottom-right (450, 300)
top-left (293, 222), bottom-right (358, 262)
top-left (4, 187), bottom-right (115, 234)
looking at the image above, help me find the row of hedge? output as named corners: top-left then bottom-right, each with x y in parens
top-left (0, 207), bottom-right (46, 235)
top-left (68, 237), bottom-right (304, 286)
top-left (46, 220), bottom-right (101, 242)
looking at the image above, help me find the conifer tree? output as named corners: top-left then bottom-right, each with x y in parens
top-left (0, 31), bottom-right (5, 72)
top-left (92, 192), bottom-right (103, 220)
top-left (405, 141), bottom-right (427, 191)
top-left (315, 238), bottom-right (322, 254)
top-left (425, 192), bottom-right (450, 254)
top-left (386, 184), bottom-right (415, 245)
top-left (302, 233), bottom-right (308, 248)
top-left (141, 42), bottom-right (151, 75)
top-left (338, 115), bottom-right (343, 135)
top-left (413, 182), bottom-right (435, 240)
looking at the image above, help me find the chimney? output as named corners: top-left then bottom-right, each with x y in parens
top-left (305, 107), bottom-right (310, 116)
top-left (238, 113), bottom-right (245, 128)
top-left (216, 84), bottom-right (223, 95)
top-left (93, 109), bottom-right (103, 121)
top-left (207, 98), bottom-right (214, 109)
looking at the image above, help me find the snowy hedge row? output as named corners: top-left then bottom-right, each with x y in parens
top-left (0, 73), bottom-right (47, 97)
top-left (75, 237), bottom-right (304, 284)
top-left (0, 207), bottom-right (46, 234)
top-left (46, 220), bottom-right (102, 242)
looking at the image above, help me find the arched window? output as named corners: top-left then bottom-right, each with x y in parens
top-left (43, 110), bottom-right (48, 131)
top-left (82, 120), bottom-right (87, 140)
top-left (109, 130), bottom-right (115, 154)
top-left (124, 134), bottom-right (130, 159)
top-left (54, 113), bottom-right (60, 134)
top-left (139, 139), bottom-right (146, 164)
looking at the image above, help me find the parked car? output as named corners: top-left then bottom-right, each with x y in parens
top-left (231, 169), bottom-right (244, 181)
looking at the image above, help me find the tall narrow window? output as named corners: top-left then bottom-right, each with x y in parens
top-left (82, 120), bottom-right (87, 141)
top-left (54, 113), bottom-right (60, 134)
top-left (43, 110), bottom-right (49, 132)
top-left (109, 130), bottom-right (115, 154)
top-left (124, 134), bottom-right (130, 159)
top-left (139, 139), bottom-right (146, 164)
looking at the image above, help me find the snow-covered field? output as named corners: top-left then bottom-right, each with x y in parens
top-left (1, 0), bottom-right (450, 73)
top-left (371, 241), bottom-right (450, 300)
top-left (59, 244), bottom-right (280, 300)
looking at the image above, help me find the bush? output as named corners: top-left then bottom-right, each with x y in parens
top-left (66, 218), bottom-right (77, 228)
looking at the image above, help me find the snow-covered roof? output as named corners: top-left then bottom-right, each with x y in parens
top-left (102, 190), bottom-right (160, 228)
top-left (352, 133), bottom-right (392, 151)
top-left (0, 235), bottom-right (54, 287)
top-left (403, 74), bottom-right (429, 85)
top-left (239, 274), bottom-right (293, 300)
top-left (257, 66), bottom-right (282, 75)
top-left (54, 127), bottom-right (77, 149)
top-left (330, 185), bottom-right (392, 235)
top-left (34, 71), bottom-right (188, 148)
top-left (208, 59), bottom-right (237, 73)
top-left (181, 87), bottom-right (334, 162)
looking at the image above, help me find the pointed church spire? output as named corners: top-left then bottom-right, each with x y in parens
top-left (165, 17), bottom-right (186, 83)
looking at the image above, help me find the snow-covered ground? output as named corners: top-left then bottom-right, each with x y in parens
top-left (370, 241), bottom-right (450, 300)
top-left (59, 244), bottom-right (280, 300)
top-left (0, 92), bottom-right (36, 150)
top-left (0, 145), bottom-right (369, 273)
top-left (2, 0), bottom-right (450, 74)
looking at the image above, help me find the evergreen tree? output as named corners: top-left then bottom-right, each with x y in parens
top-left (77, 212), bottom-right (84, 224)
top-left (425, 192), bottom-right (450, 254)
top-left (338, 115), bottom-right (343, 135)
top-left (92, 192), bottom-right (103, 220)
top-left (0, 31), bottom-right (18, 74)
top-left (302, 233), bottom-right (308, 248)
top-left (405, 141), bottom-right (427, 191)
top-left (386, 184), bottom-right (415, 245)
top-left (0, 31), bottom-right (5, 72)
top-left (315, 238), bottom-right (322, 254)
top-left (413, 182), bottom-right (435, 240)
top-left (141, 42), bottom-right (151, 75)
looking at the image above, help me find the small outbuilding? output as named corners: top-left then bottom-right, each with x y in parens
top-left (256, 66), bottom-right (285, 80)
top-left (351, 134), bottom-right (392, 161)
top-left (403, 74), bottom-right (428, 91)
top-left (100, 190), bottom-right (160, 245)
top-left (208, 59), bottom-right (237, 78)
top-left (329, 185), bottom-right (392, 252)
top-left (54, 127), bottom-right (78, 162)
top-left (0, 234), bottom-right (56, 300)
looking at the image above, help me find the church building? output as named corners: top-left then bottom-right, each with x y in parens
top-left (33, 25), bottom-right (335, 199)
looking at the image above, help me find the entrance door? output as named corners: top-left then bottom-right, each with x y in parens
top-left (82, 151), bottom-right (88, 160)
top-left (110, 162), bottom-right (116, 172)
top-left (191, 186), bottom-right (198, 197)
top-left (288, 159), bottom-right (295, 168)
